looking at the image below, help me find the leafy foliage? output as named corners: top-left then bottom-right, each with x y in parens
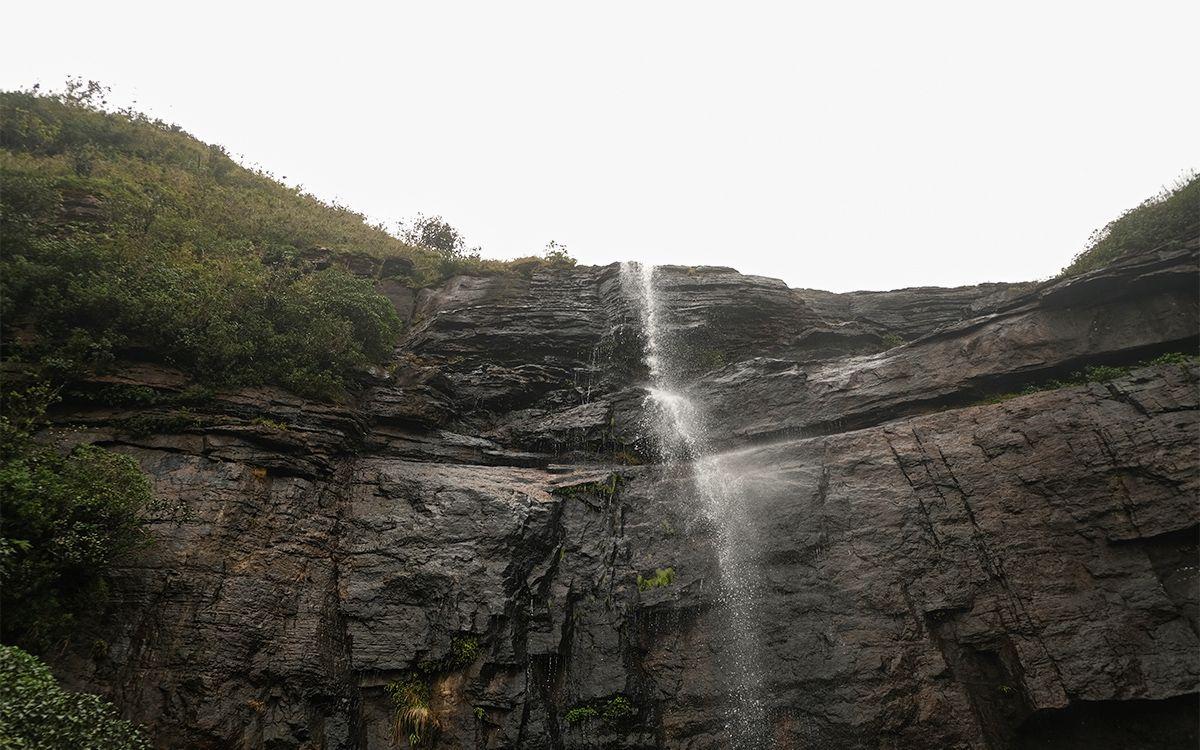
top-left (0, 644), bottom-right (149, 749)
top-left (880, 333), bottom-right (906, 350)
top-left (386, 674), bottom-right (441, 748)
top-left (0, 388), bottom-right (152, 652)
top-left (398, 213), bottom-right (482, 279)
top-left (601, 695), bottom-right (636, 723)
top-left (564, 695), bottom-right (636, 726)
top-left (1, 85), bottom-right (408, 398)
top-left (1026, 353), bottom-right (1197, 391)
top-left (541, 241), bottom-right (576, 269)
top-left (636, 567), bottom-right (676, 591)
top-left (564, 705), bottom-right (598, 724)
top-left (445, 635), bottom-right (480, 669)
top-left (1145, 351), bottom-right (1197, 367)
top-left (1061, 173), bottom-right (1199, 277)
top-left (380, 636), bottom-right (483, 743)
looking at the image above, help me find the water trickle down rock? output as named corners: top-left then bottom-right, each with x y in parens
top-left (620, 261), bottom-right (769, 749)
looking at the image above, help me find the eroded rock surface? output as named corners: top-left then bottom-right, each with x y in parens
top-left (48, 247), bottom-right (1199, 749)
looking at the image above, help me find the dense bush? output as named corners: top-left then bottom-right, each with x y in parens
top-left (0, 644), bottom-right (149, 749)
top-left (1, 85), bottom-right (579, 397)
top-left (1061, 173), bottom-right (1199, 276)
top-left (1, 86), bottom-right (410, 398)
top-left (636, 566), bottom-right (676, 591)
top-left (0, 388), bottom-right (152, 652)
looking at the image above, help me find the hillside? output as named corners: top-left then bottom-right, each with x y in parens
top-left (1061, 172), bottom-right (1199, 276)
top-left (0, 85), bottom-right (567, 399)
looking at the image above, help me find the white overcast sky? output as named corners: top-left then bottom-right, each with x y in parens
top-left (3, 1), bottom-right (1196, 292)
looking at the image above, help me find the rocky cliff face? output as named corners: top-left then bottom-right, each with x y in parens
top-left (48, 246), bottom-right (1198, 749)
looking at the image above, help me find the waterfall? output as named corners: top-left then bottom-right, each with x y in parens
top-left (620, 262), bottom-right (769, 749)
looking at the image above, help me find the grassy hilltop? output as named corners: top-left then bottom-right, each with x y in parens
top-left (0, 82), bottom-right (569, 399)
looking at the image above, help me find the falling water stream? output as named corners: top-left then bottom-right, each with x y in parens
top-left (620, 262), bottom-right (769, 748)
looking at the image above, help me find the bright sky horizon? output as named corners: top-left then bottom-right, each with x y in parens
top-left (3, 1), bottom-right (1197, 292)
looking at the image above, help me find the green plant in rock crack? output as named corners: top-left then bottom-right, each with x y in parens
top-left (552, 473), bottom-right (623, 501)
top-left (974, 351), bottom-right (1199, 405)
top-left (880, 333), bottom-right (906, 349)
top-left (637, 567), bottom-right (676, 591)
top-left (602, 695), bottom-right (635, 723)
top-left (386, 674), bottom-right (441, 748)
top-left (252, 417), bottom-right (290, 431)
top-left (564, 705), bottom-right (598, 724)
top-left (564, 695), bottom-right (637, 727)
top-left (445, 635), bottom-right (480, 669)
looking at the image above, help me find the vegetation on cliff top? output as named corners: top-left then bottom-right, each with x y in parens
top-left (0, 81), bottom-right (573, 399)
top-left (1060, 172), bottom-right (1199, 277)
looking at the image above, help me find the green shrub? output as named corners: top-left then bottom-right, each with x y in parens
top-left (601, 695), bottom-right (635, 723)
top-left (118, 410), bottom-right (214, 436)
top-left (541, 241), bottom-right (576, 269)
top-left (0, 190), bottom-right (405, 398)
top-left (397, 213), bottom-right (483, 279)
top-left (564, 695), bottom-right (636, 726)
top-left (880, 333), bottom-right (906, 349)
top-left (0, 644), bottom-right (149, 749)
top-left (1079, 364), bottom-right (1127, 383)
top-left (1061, 173), bottom-right (1199, 276)
top-left (564, 705), bottom-right (598, 724)
top-left (637, 567), bottom-right (676, 591)
top-left (252, 418), bottom-right (290, 432)
top-left (696, 348), bottom-right (728, 369)
top-left (446, 635), bottom-right (480, 669)
top-left (0, 389), bottom-right (152, 652)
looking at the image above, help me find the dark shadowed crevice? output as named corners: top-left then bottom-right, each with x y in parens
top-left (1015, 694), bottom-right (1199, 750)
top-left (1136, 524), bottom-right (1200, 635)
top-left (924, 610), bottom-right (1032, 749)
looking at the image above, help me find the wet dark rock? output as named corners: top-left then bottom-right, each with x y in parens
top-left (795, 281), bottom-right (1035, 343)
top-left (44, 248), bottom-right (1198, 748)
top-left (697, 248), bottom-right (1199, 446)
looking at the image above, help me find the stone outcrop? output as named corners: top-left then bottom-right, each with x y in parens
top-left (46, 246), bottom-right (1199, 749)
top-left (793, 281), bottom-right (1034, 343)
